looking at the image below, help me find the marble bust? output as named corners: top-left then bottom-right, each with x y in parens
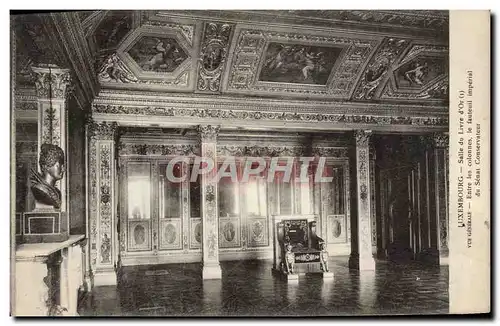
top-left (31, 144), bottom-right (65, 209)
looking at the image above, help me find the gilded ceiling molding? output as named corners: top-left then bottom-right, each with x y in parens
top-left (92, 104), bottom-right (448, 127)
top-left (196, 22), bottom-right (233, 93)
top-left (141, 19), bottom-right (195, 46)
top-left (352, 37), bottom-right (409, 101)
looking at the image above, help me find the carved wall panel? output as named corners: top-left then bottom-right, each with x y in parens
top-left (190, 218), bottom-right (202, 249)
top-left (247, 217), bottom-right (268, 247)
top-left (223, 26), bottom-right (379, 99)
top-left (327, 215), bottom-right (347, 244)
top-left (219, 217), bottom-right (240, 248)
top-left (128, 220), bottom-right (151, 251)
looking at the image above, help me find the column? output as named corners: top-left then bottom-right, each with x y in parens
top-left (421, 133), bottom-right (449, 265)
top-left (31, 65), bottom-right (71, 212)
top-left (349, 130), bottom-right (376, 270)
top-left (88, 121), bottom-right (118, 285)
top-left (198, 125), bottom-right (222, 279)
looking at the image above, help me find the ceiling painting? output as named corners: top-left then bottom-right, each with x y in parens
top-left (259, 43), bottom-right (344, 85)
top-left (127, 36), bottom-right (188, 73)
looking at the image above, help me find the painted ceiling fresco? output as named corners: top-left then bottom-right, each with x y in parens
top-left (259, 43), bottom-right (343, 85)
top-left (127, 36), bottom-right (188, 73)
top-left (394, 56), bottom-right (447, 89)
top-left (94, 11), bottom-right (133, 51)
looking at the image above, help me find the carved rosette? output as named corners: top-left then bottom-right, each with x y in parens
top-left (119, 143), bottom-right (200, 156)
top-left (352, 37), bottom-right (409, 100)
top-left (197, 22), bottom-right (233, 93)
top-left (31, 66), bottom-right (72, 99)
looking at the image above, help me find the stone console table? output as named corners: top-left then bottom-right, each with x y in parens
top-left (14, 235), bottom-right (86, 316)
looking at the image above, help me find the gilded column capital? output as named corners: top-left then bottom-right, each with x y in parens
top-left (420, 133), bottom-right (449, 149)
top-left (88, 121), bottom-right (118, 140)
top-left (432, 133), bottom-right (449, 149)
top-left (198, 125), bottom-right (220, 143)
top-left (31, 65), bottom-right (72, 99)
top-left (354, 130), bottom-right (372, 147)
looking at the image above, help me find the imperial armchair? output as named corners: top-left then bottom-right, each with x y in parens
top-left (274, 218), bottom-right (332, 280)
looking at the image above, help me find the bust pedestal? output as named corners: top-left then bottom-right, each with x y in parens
top-left (22, 205), bottom-right (69, 243)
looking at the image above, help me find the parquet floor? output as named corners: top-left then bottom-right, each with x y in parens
top-left (79, 257), bottom-right (448, 316)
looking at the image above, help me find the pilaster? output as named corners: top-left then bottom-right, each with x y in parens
top-left (198, 125), bottom-right (222, 279)
top-left (349, 130), bottom-right (376, 271)
top-left (88, 121), bottom-right (118, 285)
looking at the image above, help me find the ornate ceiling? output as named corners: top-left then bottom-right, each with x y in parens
top-left (80, 10), bottom-right (449, 105)
top-left (13, 10), bottom-right (449, 130)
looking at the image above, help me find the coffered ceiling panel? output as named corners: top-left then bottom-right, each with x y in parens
top-left (97, 17), bottom-right (202, 92)
top-left (221, 24), bottom-right (381, 100)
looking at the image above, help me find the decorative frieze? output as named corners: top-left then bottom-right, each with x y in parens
top-left (197, 22), bottom-right (233, 93)
top-left (118, 143), bottom-right (200, 156)
top-left (354, 130), bottom-right (372, 147)
top-left (216, 145), bottom-right (348, 158)
top-left (92, 104), bottom-right (449, 127)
